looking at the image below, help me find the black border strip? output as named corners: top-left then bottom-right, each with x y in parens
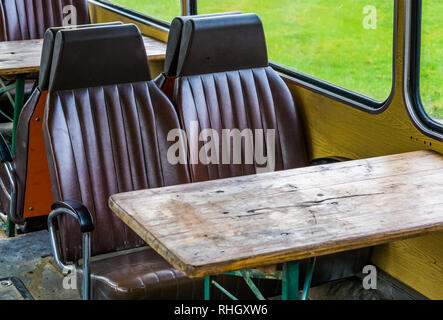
top-left (90, 0), bottom-right (172, 28)
top-left (407, 0), bottom-right (443, 134)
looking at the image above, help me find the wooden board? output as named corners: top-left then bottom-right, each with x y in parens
top-left (0, 36), bottom-right (166, 76)
top-left (109, 151), bottom-right (443, 278)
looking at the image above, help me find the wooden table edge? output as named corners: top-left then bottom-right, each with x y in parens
top-left (109, 194), bottom-right (443, 279)
top-left (0, 54), bottom-right (165, 77)
top-left (109, 196), bottom-right (195, 276)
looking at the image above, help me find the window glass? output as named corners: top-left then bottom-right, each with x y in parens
top-left (420, 0), bottom-right (443, 124)
top-left (198, 0), bottom-right (394, 102)
top-left (110, 0), bottom-right (180, 23)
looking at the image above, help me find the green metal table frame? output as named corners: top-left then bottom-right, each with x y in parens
top-left (0, 74), bottom-right (26, 237)
top-left (204, 257), bottom-right (316, 301)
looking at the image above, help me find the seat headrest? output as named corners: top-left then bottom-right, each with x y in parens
top-left (49, 24), bottom-right (150, 92)
top-left (164, 12), bottom-right (242, 77)
top-left (176, 13), bottom-right (268, 77)
top-left (39, 22), bottom-right (123, 90)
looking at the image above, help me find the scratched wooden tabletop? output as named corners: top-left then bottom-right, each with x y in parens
top-left (109, 150), bottom-right (443, 278)
top-left (0, 35), bottom-right (166, 76)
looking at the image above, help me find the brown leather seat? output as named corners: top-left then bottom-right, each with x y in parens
top-left (43, 24), bottom-right (280, 300)
top-left (0, 0), bottom-right (91, 109)
top-left (174, 13), bottom-right (309, 181)
top-left (0, 23), bottom-right (122, 233)
top-left (173, 13), bottom-right (370, 288)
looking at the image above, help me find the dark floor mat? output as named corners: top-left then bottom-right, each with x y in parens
top-left (0, 277), bottom-right (34, 300)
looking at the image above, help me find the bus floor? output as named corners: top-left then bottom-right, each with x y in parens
top-left (0, 229), bottom-right (81, 300)
top-left (0, 228), bottom-right (423, 300)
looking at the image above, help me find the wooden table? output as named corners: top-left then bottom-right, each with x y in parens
top-left (0, 35), bottom-right (166, 237)
top-left (110, 150), bottom-right (443, 300)
top-left (0, 36), bottom-right (166, 77)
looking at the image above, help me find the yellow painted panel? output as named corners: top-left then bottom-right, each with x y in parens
top-left (88, 2), bottom-right (169, 42)
top-left (283, 1), bottom-right (443, 299)
top-left (371, 234), bottom-right (443, 299)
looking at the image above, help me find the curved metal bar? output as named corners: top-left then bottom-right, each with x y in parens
top-left (211, 280), bottom-right (239, 300)
top-left (4, 162), bottom-right (21, 225)
top-left (241, 271), bottom-right (266, 300)
top-left (48, 208), bottom-right (91, 300)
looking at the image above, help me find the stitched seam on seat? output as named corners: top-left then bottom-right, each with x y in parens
top-left (79, 88), bottom-right (98, 221)
top-left (212, 73), bottom-right (229, 178)
top-left (200, 74), bottom-right (221, 179)
top-left (100, 85), bottom-right (123, 250)
top-left (116, 83), bottom-right (135, 191)
top-left (225, 72), bottom-right (244, 177)
top-left (101, 86), bottom-right (121, 192)
top-left (147, 82), bottom-right (166, 186)
top-left (13, 1), bottom-right (23, 40)
top-left (87, 86), bottom-right (117, 251)
top-left (59, 90), bottom-right (84, 260)
top-left (263, 67), bottom-right (285, 169)
top-left (250, 68), bottom-right (269, 172)
top-left (237, 70), bottom-right (256, 172)
top-left (131, 82), bottom-right (150, 188)
top-left (186, 76), bottom-right (211, 181)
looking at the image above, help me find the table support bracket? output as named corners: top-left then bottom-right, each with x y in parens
top-left (204, 258), bottom-right (316, 300)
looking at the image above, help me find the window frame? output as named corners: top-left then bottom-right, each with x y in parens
top-left (195, 0), bottom-right (398, 112)
top-left (406, 0), bottom-right (443, 136)
top-left (92, 0), bottom-right (173, 28)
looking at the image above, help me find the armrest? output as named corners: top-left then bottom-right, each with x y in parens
top-left (48, 200), bottom-right (94, 300)
top-left (51, 200), bottom-right (94, 233)
top-left (0, 133), bottom-right (12, 163)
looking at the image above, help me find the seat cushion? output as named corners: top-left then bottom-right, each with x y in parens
top-left (77, 248), bottom-right (281, 300)
top-left (176, 67), bottom-right (309, 182)
top-left (84, 248), bottom-right (203, 300)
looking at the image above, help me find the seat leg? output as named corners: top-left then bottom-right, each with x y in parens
top-left (6, 218), bottom-right (15, 237)
top-left (282, 261), bottom-right (299, 300)
top-left (204, 276), bottom-right (212, 300)
top-left (301, 257), bottom-right (316, 300)
top-left (5, 74), bottom-right (25, 238)
top-left (11, 74), bottom-right (25, 155)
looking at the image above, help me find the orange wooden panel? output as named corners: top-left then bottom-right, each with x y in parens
top-left (23, 91), bottom-right (54, 219)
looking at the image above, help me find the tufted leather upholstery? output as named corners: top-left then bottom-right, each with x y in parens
top-left (42, 24), bottom-right (282, 300)
top-left (43, 25), bottom-right (185, 262)
top-left (0, 0), bottom-right (90, 41)
top-left (175, 14), bottom-right (309, 182)
top-left (46, 79), bottom-right (189, 261)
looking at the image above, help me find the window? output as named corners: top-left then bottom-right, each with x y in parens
top-left (198, 0), bottom-right (395, 103)
top-left (110, 0), bottom-right (180, 23)
top-left (419, 0), bottom-right (443, 125)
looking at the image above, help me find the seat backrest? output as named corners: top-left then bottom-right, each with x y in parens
top-left (0, 0), bottom-right (90, 41)
top-left (156, 12), bottom-right (241, 101)
top-left (43, 24), bottom-right (189, 262)
top-left (174, 14), bottom-right (309, 182)
top-left (10, 22), bottom-right (122, 225)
